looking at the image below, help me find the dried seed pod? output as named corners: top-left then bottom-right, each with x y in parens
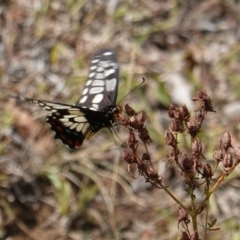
top-left (180, 231), bottom-right (190, 240)
top-left (178, 207), bottom-right (189, 225)
top-left (168, 105), bottom-right (176, 118)
top-left (180, 105), bottom-right (190, 121)
top-left (223, 153), bottom-right (233, 173)
top-left (127, 130), bottom-right (138, 150)
top-left (174, 109), bottom-right (183, 120)
top-left (165, 130), bottom-right (177, 146)
top-left (139, 127), bottom-right (152, 143)
top-left (122, 150), bottom-right (133, 164)
top-left (223, 132), bottom-right (232, 150)
top-left (234, 146), bottom-right (240, 163)
top-left (142, 152), bottom-right (151, 161)
top-left (187, 119), bottom-right (199, 137)
top-left (192, 139), bottom-right (202, 157)
top-left (213, 149), bottom-right (223, 163)
top-left (203, 163), bottom-right (212, 180)
top-left (192, 90), bottom-right (215, 112)
top-left (182, 155), bottom-right (194, 172)
top-left (170, 119), bottom-right (184, 133)
top-left (125, 104), bottom-right (135, 116)
top-left (136, 112), bottom-right (146, 125)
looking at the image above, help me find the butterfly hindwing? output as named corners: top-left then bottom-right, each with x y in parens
top-left (12, 97), bottom-right (94, 148)
top-left (76, 49), bottom-right (119, 110)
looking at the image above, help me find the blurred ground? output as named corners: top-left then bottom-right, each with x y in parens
top-left (1, 0), bottom-right (240, 239)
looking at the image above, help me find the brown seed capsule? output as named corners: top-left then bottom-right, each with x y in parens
top-left (193, 90), bottom-right (215, 113)
top-left (192, 139), bottom-right (202, 156)
top-left (142, 152), bottom-right (151, 161)
top-left (182, 155), bottom-right (194, 172)
top-left (139, 127), bottom-right (152, 143)
top-left (213, 149), bottom-right (223, 163)
top-left (234, 146), bottom-right (240, 163)
top-left (223, 131), bottom-right (232, 150)
top-left (180, 105), bottom-right (190, 121)
top-left (122, 150), bottom-right (133, 164)
top-left (194, 110), bottom-right (205, 124)
top-left (127, 130), bottom-right (138, 149)
top-left (223, 153), bottom-right (233, 173)
top-left (180, 231), bottom-right (190, 240)
top-left (170, 119), bottom-right (184, 133)
top-left (203, 163), bottom-right (212, 180)
top-left (125, 104), bottom-right (135, 116)
top-left (168, 105), bottom-right (176, 118)
top-left (178, 207), bottom-right (189, 224)
top-left (187, 119), bottom-right (199, 137)
top-left (147, 167), bottom-right (159, 179)
top-left (174, 109), bottom-right (184, 120)
top-left (165, 130), bottom-right (177, 146)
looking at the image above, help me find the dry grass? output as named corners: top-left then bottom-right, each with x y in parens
top-left (1, 0), bottom-right (240, 239)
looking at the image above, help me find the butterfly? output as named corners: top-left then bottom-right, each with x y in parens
top-left (12, 49), bottom-right (121, 149)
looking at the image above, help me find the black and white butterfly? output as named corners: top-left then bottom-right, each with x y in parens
top-left (13, 49), bottom-right (121, 149)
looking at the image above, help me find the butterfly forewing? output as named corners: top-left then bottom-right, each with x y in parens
top-left (76, 49), bottom-right (119, 111)
top-left (12, 49), bottom-right (120, 149)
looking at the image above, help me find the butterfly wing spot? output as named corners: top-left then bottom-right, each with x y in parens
top-left (92, 59), bottom-right (99, 64)
top-left (61, 114), bottom-right (77, 118)
top-left (77, 122), bottom-right (90, 133)
top-left (90, 65), bottom-right (97, 71)
top-left (82, 88), bottom-right (89, 95)
top-left (89, 72), bottom-right (96, 78)
top-left (89, 87), bottom-right (104, 94)
top-left (55, 125), bottom-right (63, 131)
top-left (98, 61), bottom-right (110, 68)
top-left (74, 116), bottom-right (87, 122)
top-left (92, 80), bottom-right (105, 86)
top-left (59, 118), bottom-right (68, 123)
top-left (80, 96), bottom-right (88, 103)
top-left (95, 73), bottom-right (104, 79)
top-left (63, 122), bottom-right (72, 127)
top-left (103, 52), bottom-right (113, 56)
top-left (89, 104), bottom-right (98, 111)
top-left (104, 69), bottom-right (115, 77)
top-left (106, 78), bottom-right (117, 92)
top-left (96, 67), bottom-right (104, 72)
top-left (70, 123), bottom-right (78, 130)
top-left (86, 80), bottom-right (92, 86)
top-left (92, 94), bottom-right (104, 103)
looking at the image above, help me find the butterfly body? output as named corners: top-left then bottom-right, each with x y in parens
top-left (13, 49), bottom-right (120, 149)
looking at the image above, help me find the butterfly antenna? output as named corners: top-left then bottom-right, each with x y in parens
top-left (118, 77), bottom-right (145, 105)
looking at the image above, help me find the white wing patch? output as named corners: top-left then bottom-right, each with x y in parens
top-left (89, 72), bottom-right (96, 78)
top-left (104, 69), bottom-right (115, 77)
top-left (89, 87), bottom-right (104, 94)
top-left (92, 94), bottom-right (103, 103)
top-left (92, 80), bottom-right (105, 86)
top-left (86, 80), bottom-right (92, 86)
top-left (80, 95), bottom-right (88, 103)
top-left (74, 116), bottom-right (87, 122)
top-left (103, 52), bottom-right (113, 56)
top-left (82, 88), bottom-right (89, 95)
top-left (106, 78), bottom-right (117, 92)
